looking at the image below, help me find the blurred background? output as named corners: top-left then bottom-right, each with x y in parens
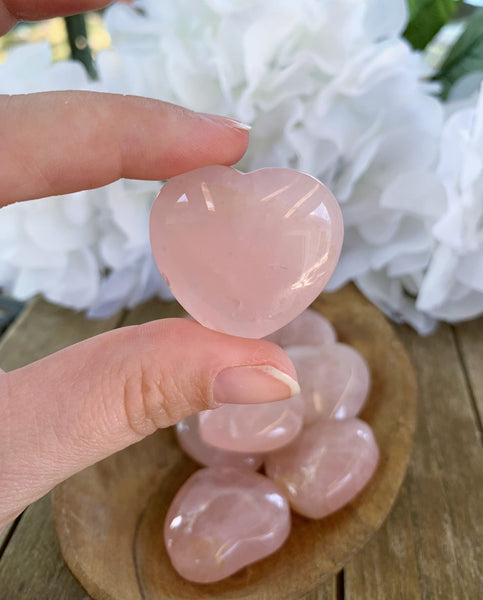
top-left (1, 0), bottom-right (481, 76)
top-left (1, 0), bottom-right (483, 335)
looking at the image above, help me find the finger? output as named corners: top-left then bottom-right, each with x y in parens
top-left (0, 319), bottom-right (298, 528)
top-left (0, 92), bottom-right (250, 206)
top-left (0, 1), bottom-right (112, 34)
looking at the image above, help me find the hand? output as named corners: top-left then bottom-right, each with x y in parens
top-left (0, 1), bottom-right (299, 530)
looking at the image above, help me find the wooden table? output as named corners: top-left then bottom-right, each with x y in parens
top-left (0, 290), bottom-right (481, 599)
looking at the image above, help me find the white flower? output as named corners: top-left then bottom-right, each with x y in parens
top-left (87, 179), bottom-right (172, 318)
top-left (0, 41), bottom-right (91, 94)
top-left (345, 83), bottom-right (483, 333)
top-left (0, 40), bottom-right (171, 313)
top-left (417, 84), bottom-right (483, 322)
top-left (0, 42), bottom-right (102, 310)
top-left (1, 0), bottom-right (482, 332)
top-left (96, 0), bottom-right (443, 330)
top-left (0, 193), bottom-right (102, 308)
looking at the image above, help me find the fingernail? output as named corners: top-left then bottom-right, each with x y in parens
top-left (198, 112), bottom-right (252, 131)
top-left (213, 365), bottom-right (300, 405)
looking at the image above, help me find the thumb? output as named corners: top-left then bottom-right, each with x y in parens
top-left (0, 318), bottom-right (298, 527)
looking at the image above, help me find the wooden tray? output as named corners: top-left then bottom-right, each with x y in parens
top-left (53, 285), bottom-right (417, 600)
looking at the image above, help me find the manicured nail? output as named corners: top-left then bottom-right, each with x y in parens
top-left (222, 117), bottom-right (252, 131)
top-left (213, 365), bottom-right (300, 405)
top-left (198, 112), bottom-right (252, 131)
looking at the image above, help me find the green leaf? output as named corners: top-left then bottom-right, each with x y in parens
top-left (434, 8), bottom-right (483, 99)
top-left (404, 0), bottom-right (461, 50)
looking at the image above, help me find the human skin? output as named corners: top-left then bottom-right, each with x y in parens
top-left (0, 1), bottom-right (299, 531)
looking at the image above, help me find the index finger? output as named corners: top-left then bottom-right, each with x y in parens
top-left (0, 92), bottom-right (250, 207)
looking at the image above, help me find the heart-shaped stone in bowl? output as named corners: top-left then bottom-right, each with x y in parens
top-left (149, 166), bottom-right (343, 338)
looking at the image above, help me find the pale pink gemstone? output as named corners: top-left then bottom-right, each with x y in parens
top-left (176, 414), bottom-right (263, 470)
top-left (149, 166), bottom-right (343, 338)
top-left (265, 418), bottom-right (379, 519)
top-left (264, 308), bottom-right (336, 347)
top-left (198, 397), bottom-right (304, 453)
top-left (286, 343), bottom-right (371, 424)
top-left (164, 467), bottom-right (291, 583)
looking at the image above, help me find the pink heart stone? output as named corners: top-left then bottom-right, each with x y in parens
top-left (198, 397), bottom-right (304, 453)
top-left (164, 467), bottom-right (291, 583)
top-left (286, 343), bottom-right (371, 424)
top-left (176, 414), bottom-right (263, 470)
top-left (150, 166), bottom-right (343, 338)
top-left (265, 418), bottom-right (379, 519)
top-left (264, 308), bottom-right (337, 347)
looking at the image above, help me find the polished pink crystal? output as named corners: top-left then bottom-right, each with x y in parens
top-left (264, 308), bottom-right (336, 347)
top-left (149, 166), bottom-right (343, 338)
top-left (176, 414), bottom-right (263, 470)
top-left (265, 418), bottom-right (379, 519)
top-left (198, 397), bottom-right (304, 453)
top-left (164, 467), bottom-right (291, 583)
top-left (286, 343), bottom-right (371, 424)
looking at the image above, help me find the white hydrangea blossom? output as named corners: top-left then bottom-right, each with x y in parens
top-left (86, 179), bottom-right (172, 319)
top-left (0, 42), bottom-right (103, 309)
top-left (0, 0), bottom-right (482, 332)
top-left (418, 85), bottom-right (483, 322)
top-left (0, 193), bottom-right (101, 308)
top-left (0, 41), bottom-right (91, 94)
top-left (0, 41), bottom-right (170, 313)
top-left (346, 83), bottom-right (483, 333)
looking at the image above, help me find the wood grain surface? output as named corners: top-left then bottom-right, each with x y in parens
top-left (52, 285), bottom-right (417, 600)
top-left (453, 316), bottom-right (483, 423)
top-left (1, 285), bottom-right (481, 599)
top-left (345, 323), bottom-right (483, 599)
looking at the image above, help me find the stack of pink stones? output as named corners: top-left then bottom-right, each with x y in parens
top-left (165, 309), bottom-right (380, 583)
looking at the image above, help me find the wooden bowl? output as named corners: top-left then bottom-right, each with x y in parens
top-left (53, 285), bottom-right (417, 600)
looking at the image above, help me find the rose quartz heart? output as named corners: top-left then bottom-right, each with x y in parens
top-left (265, 418), bottom-right (379, 519)
top-left (198, 397), bottom-right (304, 453)
top-left (150, 166), bottom-right (343, 338)
top-left (164, 467), bottom-right (291, 583)
top-left (264, 308), bottom-right (337, 347)
top-left (176, 414), bottom-right (263, 470)
top-left (286, 343), bottom-right (371, 424)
